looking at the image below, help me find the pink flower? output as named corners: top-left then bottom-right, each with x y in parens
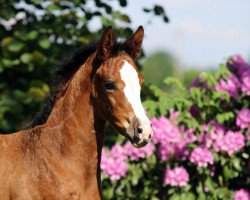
top-left (227, 55), bottom-right (250, 95)
top-left (215, 74), bottom-right (240, 99)
top-left (204, 186), bottom-right (210, 193)
top-left (199, 122), bottom-right (225, 149)
top-left (189, 76), bottom-right (208, 89)
top-left (221, 131), bottom-right (245, 155)
top-left (213, 130), bottom-right (227, 152)
top-left (158, 142), bottom-right (189, 161)
top-left (183, 127), bottom-right (197, 143)
top-left (241, 68), bottom-right (250, 95)
top-left (151, 116), bottom-right (181, 145)
top-left (169, 109), bottom-right (180, 122)
top-left (190, 147), bottom-right (214, 167)
top-left (234, 189), bottom-right (250, 200)
top-left (158, 144), bottom-right (174, 161)
top-left (210, 165), bottom-right (216, 177)
top-left (236, 108), bottom-right (250, 129)
top-left (227, 55), bottom-right (249, 76)
top-left (101, 145), bottom-right (128, 180)
top-left (164, 166), bottom-right (189, 187)
top-left (213, 130), bottom-right (245, 155)
top-left (123, 141), bottom-right (155, 161)
top-left (152, 116), bottom-right (196, 161)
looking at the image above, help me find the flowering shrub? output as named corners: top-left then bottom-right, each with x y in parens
top-left (101, 55), bottom-right (250, 200)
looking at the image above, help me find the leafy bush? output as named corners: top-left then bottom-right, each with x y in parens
top-left (101, 55), bottom-right (250, 200)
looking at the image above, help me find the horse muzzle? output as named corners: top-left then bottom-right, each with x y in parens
top-left (127, 117), bottom-right (153, 148)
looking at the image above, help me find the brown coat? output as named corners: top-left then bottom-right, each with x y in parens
top-left (0, 26), bottom-right (152, 200)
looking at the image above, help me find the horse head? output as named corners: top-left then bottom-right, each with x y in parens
top-left (92, 26), bottom-right (153, 147)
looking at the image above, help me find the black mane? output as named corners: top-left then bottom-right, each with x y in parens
top-left (26, 43), bottom-right (98, 129)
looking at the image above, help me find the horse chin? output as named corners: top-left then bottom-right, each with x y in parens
top-left (132, 142), bottom-right (148, 148)
top-left (127, 136), bottom-right (148, 148)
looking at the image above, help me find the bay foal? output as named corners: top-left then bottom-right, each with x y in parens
top-left (0, 26), bottom-right (152, 200)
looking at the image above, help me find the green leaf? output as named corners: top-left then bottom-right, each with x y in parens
top-left (118, 14), bottom-right (131, 23)
top-left (223, 165), bottom-right (236, 180)
top-left (169, 194), bottom-right (181, 200)
top-left (113, 12), bottom-right (131, 23)
top-left (39, 38), bottom-right (51, 49)
top-left (232, 158), bottom-right (242, 171)
top-left (205, 177), bottom-right (215, 192)
top-left (1, 37), bottom-right (12, 46)
top-left (163, 16), bottom-right (169, 23)
top-left (119, 0), bottom-right (127, 7)
top-left (32, 51), bottom-right (46, 62)
top-left (8, 41), bottom-right (24, 52)
top-left (27, 31), bottom-right (38, 40)
top-left (154, 5), bottom-right (164, 16)
top-left (104, 4), bottom-right (112, 14)
top-left (143, 100), bottom-right (157, 117)
top-left (46, 4), bottom-right (61, 11)
top-left (20, 53), bottom-right (33, 64)
top-left (2, 58), bottom-right (20, 67)
top-left (184, 192), bottom-right (196, 200)
top-left (143, 8), bottom-right (151, 13)
top-left (164, 77), bottom-right (185, 91)
top-left (30, 0), bottom-right (42, 3)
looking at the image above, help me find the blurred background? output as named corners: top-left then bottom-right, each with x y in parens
top-left (0, 0), bottom-right (250, 132)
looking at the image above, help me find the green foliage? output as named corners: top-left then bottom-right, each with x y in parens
top-left (183, 69), bottom-right (200, 87)
top-left (0, 0), bottom-right (168, 133)
top-left (142, 51), bottom-right (176, 90)
top-left (141, 51), bottom-right (202, 92)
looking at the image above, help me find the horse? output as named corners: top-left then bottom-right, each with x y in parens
top-left (0, 26), bottom-right (153, 200)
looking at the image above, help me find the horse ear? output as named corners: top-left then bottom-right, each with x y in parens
top-left (97, 26), bottom-right (116, 61)
top-left (124, 26), bottom-right (144, 58)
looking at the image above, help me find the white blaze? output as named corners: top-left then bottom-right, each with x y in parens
top-left (119, 61), bottom-right (148, 122)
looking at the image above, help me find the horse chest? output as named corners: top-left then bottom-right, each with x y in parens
top-left (5, 155), bottom-right (100, 200)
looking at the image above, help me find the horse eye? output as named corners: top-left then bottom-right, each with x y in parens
top-left (104, 81), bottom-right (116, 90)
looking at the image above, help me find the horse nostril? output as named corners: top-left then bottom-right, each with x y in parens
top-left (137, 127), bottom-right (143, 134)
top-left (143, 138), bottom-right (149, 144)
top-left (133, 134), bottom-right (140, 143)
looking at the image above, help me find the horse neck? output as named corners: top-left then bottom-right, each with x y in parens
top-left (43, 56), bottom-right (106, 159)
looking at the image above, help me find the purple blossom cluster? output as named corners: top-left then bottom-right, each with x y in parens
top-left (151, 115), bottom-right (182, 145)
top-left (215, 74), bottom-right (240, 99)
top-left (216, 55), bottom-right (250, 98)
top-left (101, 142), bottom-right (155, 180)
top-left (101, 144), bottom-right (128, 181)
top-left (190, 147), bottom-right (214, 167)
top-left (236, 108), bottom-right (250, 129)
top-left (151, 110), bottom-right (196, 162)
top-left (215, 130), bottom-right (245, 155)
top-left (229, 55), bottom-right (250, 95)
top-left (197, 121), bottom-right (246, 155)
top-left (123, 141), bottom-right (155, 161)
top-left (164, 166), bottom-right (189, 187)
